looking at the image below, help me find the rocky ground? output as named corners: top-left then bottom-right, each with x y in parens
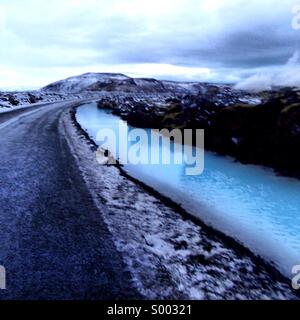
top-left (0, 91), bottom-right (63, 111)
top-left (96, 87), bottom-right (300, 178)
top-left (0, 91), bottom-right (100, 112)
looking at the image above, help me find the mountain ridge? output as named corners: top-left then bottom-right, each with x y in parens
top-left (41, 72), bottom-right (235, 95)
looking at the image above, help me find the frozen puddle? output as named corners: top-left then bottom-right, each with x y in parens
top-left (77, 102), bottom-right (300, 277)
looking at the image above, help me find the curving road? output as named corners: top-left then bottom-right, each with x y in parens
top-left (0, 101), bottom-right (140, 300)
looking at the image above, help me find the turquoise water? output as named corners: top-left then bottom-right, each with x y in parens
top-left (77, 103), bottom-right (300, 276)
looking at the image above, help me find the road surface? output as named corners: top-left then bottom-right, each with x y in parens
top-left (0, 101), bottom-right (140, 300)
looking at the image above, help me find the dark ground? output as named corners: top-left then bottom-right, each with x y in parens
top-left (0, 101), bottom-right (140, 300)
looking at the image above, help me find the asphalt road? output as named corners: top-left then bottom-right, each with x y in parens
top-left (0, 101), bottom-right (140, 300)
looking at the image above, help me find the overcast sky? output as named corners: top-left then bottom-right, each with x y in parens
top-left (0, 0), bottom-right (299, 89)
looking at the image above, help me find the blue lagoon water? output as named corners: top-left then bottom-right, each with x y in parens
top-left (77, 103), bottom-right (300, 275)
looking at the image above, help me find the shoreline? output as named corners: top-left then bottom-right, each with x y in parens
top-left (67, 103), bottom-right (299, 300)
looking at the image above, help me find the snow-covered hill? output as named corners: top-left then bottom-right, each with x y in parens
top-left (41, 72), bottom-right (224, 95)
top-left (1, 72), bottom-right (261, 112)
top-left (42, 73), bottom-right (131, 93)
top-left (41, 72), bottom-right (211, 95)
top-left (41, 72), bottom-right (261, 105)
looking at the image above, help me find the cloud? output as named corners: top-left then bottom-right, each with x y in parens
top-left (0, 0), bottom-right (300, 88)
top-left (234, 51), bottom-right (300, 92)
top-left (234, 74), bottom-right (273, 92)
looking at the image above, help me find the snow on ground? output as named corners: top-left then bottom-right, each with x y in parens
top-left (238, 96), bottom-right (262, 105)
top-left (41, 73), bottom-right (130, 93)
top-left (0, 90), bottom-right (102, 113)
top-left (61, 107), bottom-right (298, 300)
top-left (0, 91), bottom-right (64, 112)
